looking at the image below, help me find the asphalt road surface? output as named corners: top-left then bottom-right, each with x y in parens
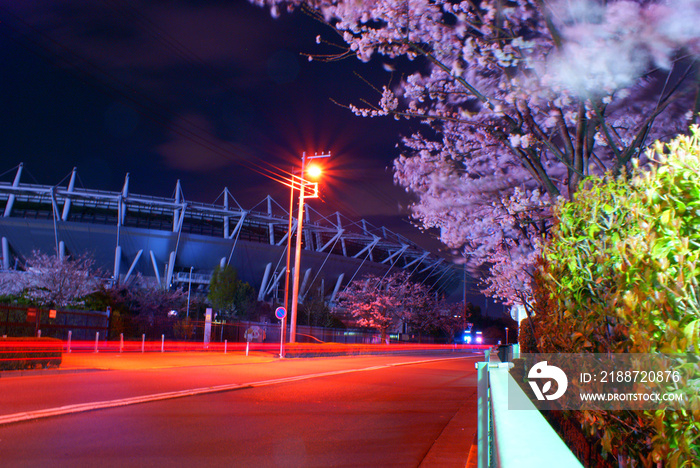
top-left (0, 352), bottom-right (479, 467)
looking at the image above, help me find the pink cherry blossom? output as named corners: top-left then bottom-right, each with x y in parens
top-left (252, 0), bottom-right (700, 305)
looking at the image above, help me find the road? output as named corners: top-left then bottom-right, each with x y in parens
top-left (0, 352), bottom-right (479, 467)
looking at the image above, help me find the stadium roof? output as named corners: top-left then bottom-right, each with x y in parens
top-left (0, 164), bottom-right (461, 303)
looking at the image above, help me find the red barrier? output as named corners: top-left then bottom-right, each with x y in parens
top-left (61, 339), bottom-right (490, 356)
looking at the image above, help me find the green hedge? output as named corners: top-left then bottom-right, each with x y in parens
top-left (0, 337), bottom-right (63, 370)
top-left (534, 126), bottom-right (700, 466)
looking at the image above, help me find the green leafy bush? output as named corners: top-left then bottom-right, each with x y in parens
top-left (533, 126), bottom-right (700, 466)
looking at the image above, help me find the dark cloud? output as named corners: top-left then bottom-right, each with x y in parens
top-left (156, 114), bottom-right (247, 172)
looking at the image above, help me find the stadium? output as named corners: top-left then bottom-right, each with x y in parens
top-left (0, 164), bottom-right (461, 306)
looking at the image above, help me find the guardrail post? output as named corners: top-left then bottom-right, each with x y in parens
top-left (141, 334), bottom-right (145, 353)
top-left (476, 361), bottom-right (491, 468)
top-left (94, 332), bottom-right (99, 353)
top-left (477, 354), bottom-right (584, 468)
top-left (37, 329), bottom-right (41, 338)
top-left (161, 334), bottom-right (164, 352)
top-left (120, 333), bottom-right (124, 353)
top-left (67, 331), bottom-right (72, 353)
top-left (224, 340), bottom-right (227, 354)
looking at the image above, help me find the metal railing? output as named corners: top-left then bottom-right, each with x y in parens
top-left (476, 346), bottom-right (583, 467)
top-left (0, 304), bottom-right (109, 341)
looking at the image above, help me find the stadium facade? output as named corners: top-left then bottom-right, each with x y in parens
top-left (0, 164), bottom-right (460, 304)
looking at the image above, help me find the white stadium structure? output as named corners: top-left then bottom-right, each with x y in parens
top-left (0, 164), bottom-right (461, 304)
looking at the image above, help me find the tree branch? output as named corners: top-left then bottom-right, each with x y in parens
top-left (406, 42), bottom-right (496, 110)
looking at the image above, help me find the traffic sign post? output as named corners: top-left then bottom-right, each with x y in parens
top-left (275, 307), bottom-right (287, 358)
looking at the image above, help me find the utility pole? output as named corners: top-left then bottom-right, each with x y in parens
top-left (289, 151), bottom-right (330, 343)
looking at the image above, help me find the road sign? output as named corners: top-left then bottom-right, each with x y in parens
top-left (245, 326), bottom-right (261, 342)
top-left (275, 307), bottom-right (287, 320)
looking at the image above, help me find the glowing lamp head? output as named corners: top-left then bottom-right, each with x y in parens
top-left (306, 164), bottom-right (322, 179)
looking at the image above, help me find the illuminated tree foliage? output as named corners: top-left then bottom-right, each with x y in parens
top-left (411, 299), bottom-right (467, 343)
top-left (534, 127), bottom-right (700, 466)
top-left (17, 251), bottom-right (100, 308)
top-left (333, 271), bottom-right (429, 342)
top-left (252, 0), bottom-right (700, 305)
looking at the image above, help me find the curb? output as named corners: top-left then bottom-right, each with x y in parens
top-left (465, 433), bottom-right (479, 468)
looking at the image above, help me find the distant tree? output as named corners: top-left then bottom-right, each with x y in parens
top-left (333, 271), bottom-right (426, 342)
top-left (403, 287), bottom-right (440, 336)
top-left (207, 265), bottom-right (256, 319)
top-left (84, 281), bottom-right (133, 338)
top-left (0, 271), bottom-right (25, 299)
top-left (405, 298), bottom-right (475, 343)
top-left (300, 292), bottom-right (343, 328)
top-left (126, 283), bottom-right (186, 336)
top-left (19, 251), bottom-right (100, 308)
top-left (434, 301), bottom-right (471, 343)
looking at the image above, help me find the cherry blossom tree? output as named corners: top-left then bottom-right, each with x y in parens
top-left (19, 251), bottom-right (100, 308)
top-left (0, 271), bottom-right (24, 297)
top-left (405, 298), bottom-right (468, 342)
top-left (333, 271), bottom-right (428, 342)
top-left (435, 300), bottom-right (472, 343)
top-left (251, 0), bottom-right (700, 306)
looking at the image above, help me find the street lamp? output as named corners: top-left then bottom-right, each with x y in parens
top-left (280, 177), bottom-right (297, 357)
top-left (281, 163), bottom-right (320, 355)
top-left (306, 163), bottom-right (322, 179)
top-left (289, 152), bottom-right (330, 343)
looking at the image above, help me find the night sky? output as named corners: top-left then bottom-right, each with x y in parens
top-left (0, 1), bottom-right (502, 311)
top-left (0, 2), bottom-right (416, 228)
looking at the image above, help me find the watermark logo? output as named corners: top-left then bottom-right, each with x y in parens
top-left (509, 354), bottom-right (692, 411)
top-left (528, 361), bottom-right (568, 400)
